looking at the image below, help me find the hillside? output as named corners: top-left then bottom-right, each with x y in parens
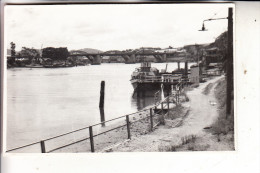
top-left (71, 48), bottom-right (103, 54)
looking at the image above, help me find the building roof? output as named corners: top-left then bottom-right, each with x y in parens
top-left (190, 64), bottom-right (199, 68)
top-left (209, 63), bottom-right (222, 67)
top-left (206, 47), bottom-right (218, 51)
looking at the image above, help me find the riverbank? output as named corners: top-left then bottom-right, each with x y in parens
top-left (100, 75), bottom-right (234, 152)
top-left (7, 74), bottom-right (234, 153)
top-left (8, 74), bottom-right (233, 153)
top-left (8, 63), bottom-right (199, 152)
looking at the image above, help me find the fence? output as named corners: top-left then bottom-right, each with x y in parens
top-left (137, 75), bottom-right (183, 83)
top-left (6, 96), bottom-right (173, 153)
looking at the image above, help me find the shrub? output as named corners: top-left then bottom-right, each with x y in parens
top-left (211, 78), bottom-right (234, 138)
top-left (202, 83), bottom-right (213, 95)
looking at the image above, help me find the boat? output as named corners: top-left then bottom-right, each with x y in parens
top-left (130, 62), bottom-right (184, 91)
top-left (43, 62), bottom-right (74, 68)
top-left (25, 64), bottom-right (44, 68)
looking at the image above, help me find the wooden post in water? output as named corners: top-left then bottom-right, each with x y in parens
top-left (126, 115), bottom-right (131, 139)
top-left (99, 81), bottom-right (105, 126)
top-left (89, 126), bottom-right (95, 152)
top-left (150, 108), bottom-right (153, 131)
top-left (40, 141), bottom-right (46, 153)
top-left (177, 62), bottom-right (180, 70)
top-left (100, 108), bottom-right (105, 127)
top-left (99, 81), bottom-right (105, 108)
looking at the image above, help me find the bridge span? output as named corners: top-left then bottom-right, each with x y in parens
top-left (69, 52), bottom-right (184, 65)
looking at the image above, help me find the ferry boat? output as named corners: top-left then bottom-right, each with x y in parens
top-left (130, 62), bottom-right (184, 91)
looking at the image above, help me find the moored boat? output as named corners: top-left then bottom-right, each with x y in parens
top-left (130, 62), bottom-right (184, 91)
top-left (25, 64), bottom-right (44, 68)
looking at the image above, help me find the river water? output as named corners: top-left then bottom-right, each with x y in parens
top-left (7, 62), bottom-right (190, 151)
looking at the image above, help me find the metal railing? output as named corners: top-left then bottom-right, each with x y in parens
top-left (136, 75), bottom-right (183, 83)
top-left (6, 96), bottom-right (173, 153)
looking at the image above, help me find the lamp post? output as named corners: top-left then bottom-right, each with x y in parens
top-left (199, 8), bottom-right (233, 118)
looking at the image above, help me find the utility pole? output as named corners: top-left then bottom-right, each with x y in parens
top-left (199, 7), bottom-right (233, 118)
top-left (226, 7), bottom-right (233, 117)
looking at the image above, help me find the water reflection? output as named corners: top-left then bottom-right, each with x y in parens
top-left (132, 90), bottom-right (159, 110)
top-left (131, 88), bottom-right (172, 111)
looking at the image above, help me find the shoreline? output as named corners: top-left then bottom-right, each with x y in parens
top-left (99, 75), bottom-right (234, 152)
top-left (41, 75), bottom-right (233, 153)
top-left (6, 74), bottom-right (233, 153)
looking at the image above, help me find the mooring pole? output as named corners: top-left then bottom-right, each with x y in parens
top-left (99, 81), bottom-right (105, 108)
top-left (177, 62), bottom-right (180, 70)
top-left (40, 141), bottom-right (46, 153)
top-left (100, 108), bottom-right (105, 127)
top-left (99, 81), bottom-right (105, 125)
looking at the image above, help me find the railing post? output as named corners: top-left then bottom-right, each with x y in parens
top-left (167, 97), bottom-right (170, 116)
top-left (40, 141), bottom-right (46, 153)
top-left (89, 126), bottom-right (95, 152)
top-left (161, 102), bottom-right (164, 114)
top-left (160, 102), bottom-right (165, 125)
top-left (126, 115), bottom-right (131, 139)
top-left (176, 90), bottom-right (179, 105)
top-left (150, 108), bottom-right (153, 131)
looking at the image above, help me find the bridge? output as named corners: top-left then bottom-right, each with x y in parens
top-left (69, 52), bottom-right (178, 65)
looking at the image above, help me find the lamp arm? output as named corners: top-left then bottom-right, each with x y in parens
top-left (203, 17), bottom-right (228, 23)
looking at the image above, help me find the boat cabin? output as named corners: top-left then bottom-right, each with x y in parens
top-left (139, 62), bottom-right (152, 72)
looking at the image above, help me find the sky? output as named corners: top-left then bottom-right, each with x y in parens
top-left (5, 3), bottom-right (233, 51)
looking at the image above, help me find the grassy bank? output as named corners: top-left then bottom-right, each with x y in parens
top-left (158, 76), bottom-right (235, 152)
top-left (211, 78), bottom-right (234, 145)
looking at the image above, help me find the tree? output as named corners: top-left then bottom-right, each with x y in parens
top-left (20, 47), bottom-right (40, 63)
top-left (42, 47), bottom-right (69, 61)
top-left (10, 42), bottom-right (16, 64)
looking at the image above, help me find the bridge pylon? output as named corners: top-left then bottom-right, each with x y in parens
top-left (92, 55), bottom-right (101, 65)
top-left (123, 54), bottom-right (136, 64)
top-left (154, 55), bottom-right (162, 63)
top-left (130, 54), bottom-right (136, 63)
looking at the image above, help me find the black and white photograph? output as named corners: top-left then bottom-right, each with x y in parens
top-left (2, 3), bottom-right (237, 154)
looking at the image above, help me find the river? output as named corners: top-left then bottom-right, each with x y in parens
top-left (6, 62), bottom-right (191, 151)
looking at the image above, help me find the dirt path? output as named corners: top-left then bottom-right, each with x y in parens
top-left (111, 76), bottom-right (226, 152)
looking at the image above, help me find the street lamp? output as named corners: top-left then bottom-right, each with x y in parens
top-left (198, 17), bottom-right (228, 31)
top-left (198, 23), bottom-right (207, 31)
top-left (199, 8), bottom-right (233, 118)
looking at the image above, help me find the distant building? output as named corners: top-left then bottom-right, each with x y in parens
top-left (189, 65), bottom-right (200, 84)
top-left (206, 68), bottom-right (221, 76)
top-left (206, 63), bottom-right (222, 76)
top-left (203, 47), bottom-right (221, 66)
top-left (155, 48), bottom-right (177, 53)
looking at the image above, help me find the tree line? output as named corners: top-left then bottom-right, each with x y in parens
top-left (8, 44), bottom-right (70, 67)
